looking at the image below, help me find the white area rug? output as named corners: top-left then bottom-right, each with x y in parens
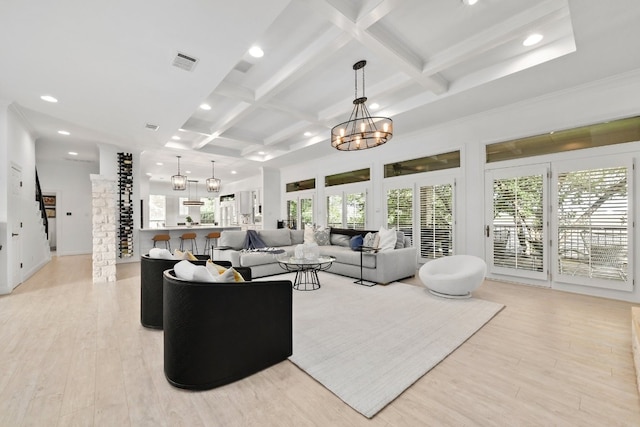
top-left (280, 272), bottom-right (504, 418)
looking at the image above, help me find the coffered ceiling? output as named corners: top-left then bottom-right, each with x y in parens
top-left (2, 0), bottom-right (639, 185)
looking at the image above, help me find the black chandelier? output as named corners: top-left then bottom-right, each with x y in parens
top-left (171, 155), bottom-right (187, 190)
top-left (206, 160), bottom-right (221, 193)
top-left (331, 60), bottom-right (393, 151)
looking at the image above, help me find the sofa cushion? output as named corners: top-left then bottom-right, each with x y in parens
top-left (290, 229), bottom-right (304, 245)
top-left (239, 249), bottom-right (294, 268)
top-left (330, 233), bottom-right (351, 247)
top-left (319, 245), bottom-right (377, 268)
top-left (395, 231), bottom-right (406, 249)
top-left (219, 231), bottom-right (247, 250)
top-left (378, 227), bottom-right (397, 251)
top-left (314, 228), bottom-right (331, 246)
top-left (259, 229), bottom-right (292, 247)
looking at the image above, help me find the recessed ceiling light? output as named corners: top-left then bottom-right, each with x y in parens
top-left (523, 33), bottom-right (543, 46)
top-left (68, 151), bottom-right (78, 156)
top-left (258, 151), bottom-right (266, 155)
top-left (146, 173), bottom-right (152, 177)
top-left (369, 103), bottom-right (380, 110)
top-left (303, 131), bottom-right (313, 137)
top-left (156, 162), bottom-right (163, 166)
top-left (200, 103), bottom-right (212, 111)
top-left (178, 128), bottom-right (186, 132)
top-left (185, 170), bottom-right (192, 174)
top-left (462, 0), bottom-right (478, 5)
top-left (249, 46), bottom-right (264, 58)
top-left (172, 136), bottom-right (181, 140)
top-left (231, 170), bottom-right (237, 174)
top-left (58, 130), bottom-right (70, 135)
top-left (40, 95), bottom-right (58, 103)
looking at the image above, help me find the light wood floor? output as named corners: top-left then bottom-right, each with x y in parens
top-left (1, 255), bottom-right (639, 426)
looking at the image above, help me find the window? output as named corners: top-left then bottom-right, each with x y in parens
top-left (384, 151), bottom-right (460, 178)
top-left (200, 198), bottom-right (216, 224)
top-left (327, 195), bottom-right (342, 228)
top-left (286, 178), bottom-right (315, 192)
top-left (420, 184), bottom-right (453, 259)
top-left (386, 188), bottom-right (413, 245)
top-left (488, 168), bottom-right (545, 277)
top-left (285, 193), bottom-right (314, 229)
top-left (148, 195), bottom-right (166, 228)
top-left (555, 160), bottom-right (632, 290)
top-left (326, 190), bottom-right (366, 229)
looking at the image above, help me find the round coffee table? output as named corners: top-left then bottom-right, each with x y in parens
top-left (276, 255), bottom-right (335, 291)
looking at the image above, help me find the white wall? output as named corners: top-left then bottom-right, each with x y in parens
top-left (0, 104), bottom-right (51, 294)
top-left (279, 70), bottom-right (640, 302)
top-left (37, 156), bottom-right (98, 256)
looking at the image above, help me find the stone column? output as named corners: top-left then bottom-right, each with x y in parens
top-left (91, 174), bottom-right (117, 283)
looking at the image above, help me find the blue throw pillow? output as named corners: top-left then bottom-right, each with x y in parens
top-left (349, 235), bottom-right (364, 251)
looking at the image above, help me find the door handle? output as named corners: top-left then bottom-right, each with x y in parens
top-left (12, 233), bottom-right (19, 237)
top-left (485, 226), bottom-right (490, 238)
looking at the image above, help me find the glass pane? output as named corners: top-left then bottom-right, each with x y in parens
top-left (387, 188), bottom-right (413, 245)
top-left (487, 115), bottom-right (640, 163)
top-left (149, 195), bottom-right (165, 221)
top-left (286, 178), bottom-right (316, 192)
top-left (200, 198), bottom-right (216, 224)
top-left (325, 168), bottom-right (370, 187)
top-left (287, 200), bottom-right (298, 230)
top-left (179, 198), bottom-right (188, 216)
top-left (384, 151), bottom-right (460, 178)
top-left (300, 198), bottom-right (313, 226)
top-left (557, 166), bottom-right (628, 282)
top-left (327, 195), bottom-right (342, 228)
top-left (492, 175), bottom-right (543, 271)
top-left (420, 184), bottom-right (453, 259)
top-left (346, 192), bottom-right (366, 229)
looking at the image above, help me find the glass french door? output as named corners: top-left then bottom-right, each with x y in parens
top-left (286, 192), bottom-right (314, 229)
top-left (326, 185), bottom-right (367, 229)
top-left (552, 156), bottom-right (633, 292)
top-left (485, 165), bottom-right (548, 282)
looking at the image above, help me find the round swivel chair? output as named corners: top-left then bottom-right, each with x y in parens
top-left (419, 255), bottom-right (487, 298)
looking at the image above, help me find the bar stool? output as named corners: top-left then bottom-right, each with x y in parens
top-left (203, 231), bottom-right (221, 256)
top-left (179, 232), bottom-right (198, 254)
top-left (152, 234), bottom-right (171, 251)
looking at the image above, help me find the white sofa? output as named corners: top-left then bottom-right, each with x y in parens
top-left (212, 228), bottom-right (417, 285)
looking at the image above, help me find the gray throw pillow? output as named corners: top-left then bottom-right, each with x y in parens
top-left (363, 232), bottom-right (376, 248)
top-left (314, 228), bottom-right (331, 246)
top-left (330, 233), bottom-right (351, 247)
top-left (395, 231), bottom-right (405, 249)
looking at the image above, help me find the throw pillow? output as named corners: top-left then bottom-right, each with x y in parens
top-left (314, 228), bottom-right (331, 246)
top-left (192, 265), bottom-right (216, 282)
top-left (330, 233), bottom-right (351, 247)
top-left (174, 249), bottom-right (197, 260)
top-left (206, 261), bottom-right (245, 282)
top-left (349, 234), bottom-right (364, 251)
top-left (174, 260), bottom-right (197, 280)
top-left (395, 231), bottom-right (406, 249)
top-left (303, 224), bottom-right (316, 243)
top-left (378, 226), bottom-right (397, 251)
top-left (148, 248), bottom-right (174, 259)
top-left (363, 232), bottom-right (377, 248)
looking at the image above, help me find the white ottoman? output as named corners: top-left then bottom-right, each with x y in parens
top-left (419, 255), bottom-right (487, 298)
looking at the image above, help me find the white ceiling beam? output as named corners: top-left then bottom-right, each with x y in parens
top-left (423, 0), bottom-right (571, 76)
top-left (301, 0), bottom-right (448, 94)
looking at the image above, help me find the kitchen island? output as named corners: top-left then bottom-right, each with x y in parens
top-left (139, 225), bottom-right (241, 256)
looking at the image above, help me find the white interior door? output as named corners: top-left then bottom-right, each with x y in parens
top-left (10, 165), bottom-right (22, 289)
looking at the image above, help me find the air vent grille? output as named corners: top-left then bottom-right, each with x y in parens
top-left (172, 51), bottom-right (199, 72)
top-left (234, 60), bottom-right (253, 73)
top-left (145, 123), bottom-right (159, 131)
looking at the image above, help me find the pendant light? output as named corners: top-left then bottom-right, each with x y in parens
top-left (206, 160), bottom-right (221, 193)
top-left (183, 180), bottom-right (204, 206)
top-left (171, 155), bottom-right (187, 190)
top-left (331, 60), bottom-right (393, 151)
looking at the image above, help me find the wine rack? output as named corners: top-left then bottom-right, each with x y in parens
top-left (118, 152), bottom-right (134, 258)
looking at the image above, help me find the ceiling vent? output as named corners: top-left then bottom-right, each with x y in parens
top-left (172, 51), bottom-right (199, 72)
top-left (234, 60), bottom-right (253, 73)
top-left (145, 123), bottom-right (159, 131)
